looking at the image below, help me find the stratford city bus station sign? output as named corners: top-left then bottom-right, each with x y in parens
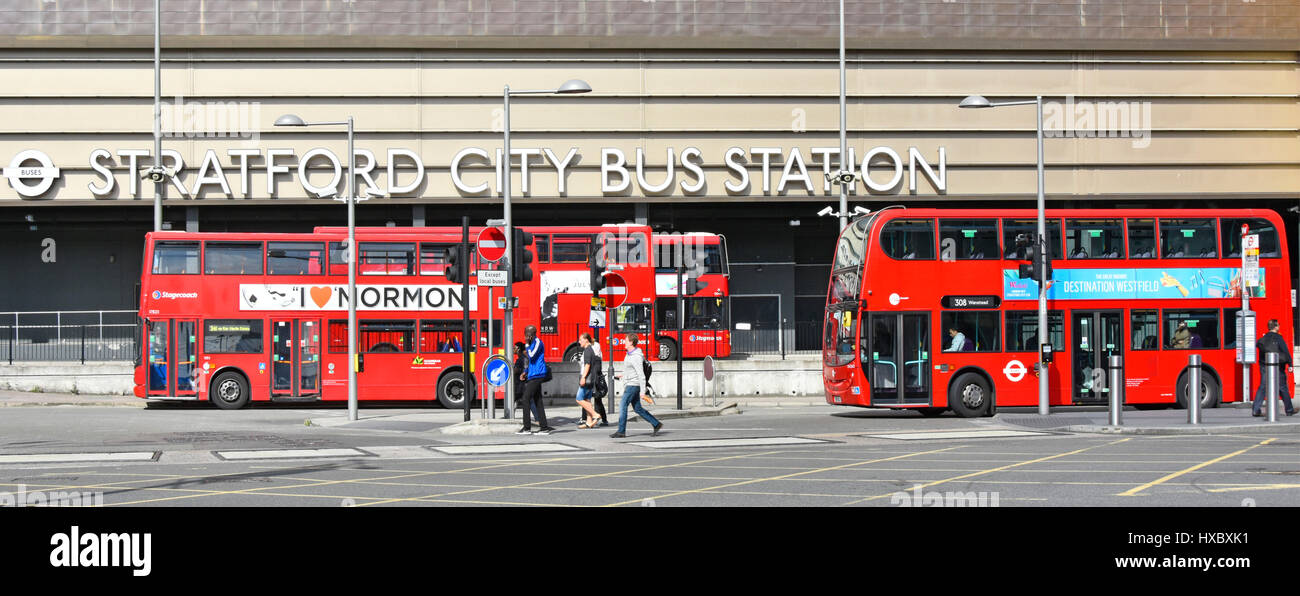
top-left (0, 145), bottom-right (948, 201)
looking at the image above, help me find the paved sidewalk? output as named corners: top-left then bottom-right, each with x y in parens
top-left (0, 389), bottom-right (141, 407)
top-left (998, 405), bottom-right (1300, 435)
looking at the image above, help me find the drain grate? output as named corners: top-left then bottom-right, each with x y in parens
top-left (1001, 416), bottom-right (1098, 429)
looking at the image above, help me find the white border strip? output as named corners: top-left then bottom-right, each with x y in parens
top-left (0, 452), bottom-right (158, 464)
top-left (628, 437), bottom-right (829, 449)
top-left (433, 443), bottom-right (582, 455)
top-left (215, 448), bottom-right (371, 460)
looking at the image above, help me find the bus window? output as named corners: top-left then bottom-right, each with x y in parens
top-left (420, 320), bottom-right (468, 353)
top-left (267, 242), bottom-right (324, 275)
top-left (552, 235), bottom-right (594, 263)
top-left (1005, 311), bottom-right (1064, 352)
top-left (1222, 218), bottom-right (1280, 258)
top-left (359, 242), bottom-right (415, 275)
top-left (938, 219), bottom-right (998, 260)
top-left (1163, 309), bottom-right (1220, 349)
top-left (1160, 219), bottom-right (1217, 259)
top-left (605, 232), bottom-right (650, 266)
top-left (880, 219), bottom-right (935, 260)
top-left (1002, 219), bottom-right (1062, 260)
top-left (1130, 310), bottom-right (1159, 350)
top-left (205, 242), bottom-right (264, 275)
top-left (940, 312), bottom-right (999, 352)
top-left (536, 235), bottom-right (550, 263)
top-left (419, 242), bottom-right (471, 276)
top-left (1127, 219), bottom-right (1156, 259)
top-left (834, 218), bottom-right (869, 270)
top-left (358, 320), bottom-right (415, 352)
top-left (613, 305), bottom-right (651, 334)
top-left (328, 242), bottom-right (349, 275)
top-left (152, 241), bottom-right (200, 274)
top-left (204, 319), bottom-right (264, 353)
top-left (1065, 219), bottom-right (1123, 259)
top-left (1223, 308), bottom-right (1241, 350)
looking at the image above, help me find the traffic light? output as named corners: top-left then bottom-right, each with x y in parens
top-left (589, 250), bottom-right (607, 294)
top-left (1017, 236), bottom-right (1053, 286)
top-left (512, 228), bottom-right (534, 283)
top-left (443, 244), bottom-right (466, 285)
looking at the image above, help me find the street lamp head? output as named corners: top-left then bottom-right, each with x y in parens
top-left (958, 95), bottom-right (993, 109)
top-left (555, 79), bottom-right (592, 94)
top-left (274, 114), bottom-right (308, 127)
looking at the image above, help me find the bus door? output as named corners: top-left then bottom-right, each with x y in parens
top-left (1070, 310), bottom-right (1123, 404)
top-left (867, 312), bottom-right (932, 405)
top-left (145, 319), bottom-right (197, 398)
top-left (271, 318), bottom-right (322, 399)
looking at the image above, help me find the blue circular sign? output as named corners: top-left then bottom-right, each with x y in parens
top-left (485, 356), bottom-right (511, 388)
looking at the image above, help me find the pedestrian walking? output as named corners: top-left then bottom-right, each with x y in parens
top-left (574, 333), bottom-right (607, 428)
top-left (1253, 319), bottom-right (1296, 417)
top-left (517, 326), bottom-right (555, 435)
top-left (609, 333), bottom-right (662, 438)
top-left (513, 341), bottom-right (539, 421)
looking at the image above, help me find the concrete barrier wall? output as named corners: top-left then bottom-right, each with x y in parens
top-left (0, 355), bottom-right (825, 399)
top-left (0, 362), bottom-right (134, 395)
top-left (535, 356), bottom-right (823, 400)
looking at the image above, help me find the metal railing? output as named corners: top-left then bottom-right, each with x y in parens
top-left (3, 310), bottom-right (137, 364)
top-left (730, 320), bottom-right (822, 359)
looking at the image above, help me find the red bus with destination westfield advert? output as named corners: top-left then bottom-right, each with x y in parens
top-left (823, 208), bottom-right (1292, 417)
top-left (651, 232), bottom-right (731, 360)
top-left (135, 224), bottom-right (656, 410)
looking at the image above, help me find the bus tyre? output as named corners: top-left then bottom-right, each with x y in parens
top-left (1175, 371), bottom-right (1220, 410)
top-left (210, 371), bottom-right (250, 410)
top-left (658, 338), bottom-right (678, 362)
top-left (949, 373), bottom-right (992, 418)
top-left (437, 371), bottom-right (469, 409)
top-left (563, 346), bottom-right (583, 363)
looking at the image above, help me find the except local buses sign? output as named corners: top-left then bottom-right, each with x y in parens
top-left (1, 145), bottom-right (947, 200)
top-left (240, 284), bottom-right (478, 311)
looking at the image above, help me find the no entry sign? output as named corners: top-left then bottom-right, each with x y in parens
top-left (476, 227), bottom-right (507, 262)
top-left (603, 272), bottom-right (627, 308)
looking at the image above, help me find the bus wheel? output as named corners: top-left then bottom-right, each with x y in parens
top-left (1175, 371), bottom-right (1220, 410)
top-left (658, 338), bottom-right (678, 361)
top-left (563, 346), bottom-right (583, 363)
top-left (211, 371), bottom-right (250, 410)
top-left (949, 373), bottom-right (991, 418)
top-left (437, 372), bottom-right (469, 409)
top-left (917, 407), bottom-right (945, 417)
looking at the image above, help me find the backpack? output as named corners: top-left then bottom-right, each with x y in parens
top-left (593, 372), bottom-right (608, 398)
top-left (642, 358), bottom-right (653, 384)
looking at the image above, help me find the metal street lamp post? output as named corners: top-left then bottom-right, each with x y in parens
top-left (960, 94), bottom-right (1050, 415)
top-left (275, 113), bottom-right (359, 421)
top-left (500, 79), bottom-right (591, 419)
top-left (153, 0), bottom-right (162, 231)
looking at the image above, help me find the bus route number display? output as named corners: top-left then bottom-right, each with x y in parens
top-left (941, 295), bottom-right (1000, 309)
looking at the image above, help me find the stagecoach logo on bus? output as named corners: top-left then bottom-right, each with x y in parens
top-left (1003, 268), bottom-right (1265, 301)
top-left (151, 290), bottom-right (199, 300)
top-left (239, 284), bottom-right (478, 311)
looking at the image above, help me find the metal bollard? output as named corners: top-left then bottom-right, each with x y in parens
top-left (1187, 354), bottom-right (1202, 425)
top-left (1108, 354), bottom-right (1123, 426)
top-left (1266, 351), bottom-right (1280, 422)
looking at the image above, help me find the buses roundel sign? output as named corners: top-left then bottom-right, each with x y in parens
top-left (476, 227), bottom-right (507, 262)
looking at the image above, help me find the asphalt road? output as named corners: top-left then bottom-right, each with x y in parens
top-left (1, 404), bottom-right (1297, 506)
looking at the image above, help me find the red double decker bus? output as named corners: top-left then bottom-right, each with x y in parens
top-left (651, 232), bottom-right (731, 360)
top-left (135, 224), bottom-right (656, 410)
top-left (823, 208), bottom-right (1293, 417)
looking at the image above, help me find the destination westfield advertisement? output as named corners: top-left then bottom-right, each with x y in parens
top-left (1003, 268), bottom-right (1265, 301)
top-left (238, 284), bottom-right (478, 311)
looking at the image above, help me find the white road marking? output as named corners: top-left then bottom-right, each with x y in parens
top-left (215, 448), bottom-right (371, 460)
top-left (0, 452), bottom-right (158, 464)
top-left (360, 445), bottom-right (445, 459)
top-left (628, 437), bottom-right (830, 449)
top-left (433, 443), bottom-right (583, 455)
top-left (864, 429), bottom-right (1049, 440)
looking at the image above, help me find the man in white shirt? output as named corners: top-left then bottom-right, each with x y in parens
top-left (945, 327), bottom-right (968, 352)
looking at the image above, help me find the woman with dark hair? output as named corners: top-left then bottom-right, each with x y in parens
top-left (575, 332), bottom-right (606, 428)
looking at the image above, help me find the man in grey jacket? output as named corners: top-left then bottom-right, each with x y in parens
top-left (610, 333), bottom-right (662, 438)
